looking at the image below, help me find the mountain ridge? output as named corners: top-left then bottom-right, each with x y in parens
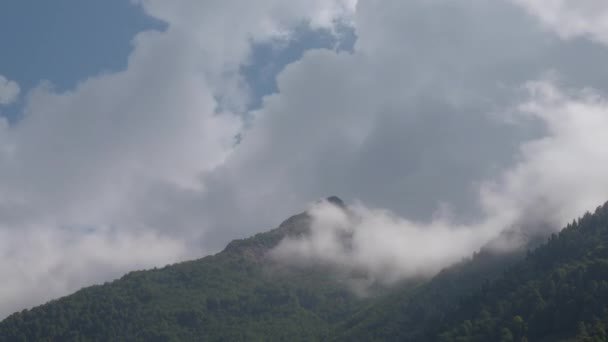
top-left (3, 199), bottom-right (608, 341)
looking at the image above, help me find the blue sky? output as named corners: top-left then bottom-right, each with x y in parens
top-left (0, 0), bottom-right (163, 120)
top-left (0, 0), bottom-right (354, 120)
top-left (0, 0), bottom-right (163, 91)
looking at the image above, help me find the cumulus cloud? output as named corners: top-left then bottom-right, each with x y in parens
top-left (193, 0), bottom-right (608, 247)
top-left (0, 75), bottom-right (19, 105)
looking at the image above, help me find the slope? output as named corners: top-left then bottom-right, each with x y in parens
top-left (5, 199), bottom-right (608, 341)
top-left (336, 202), bottom-right (608, 342)
top-left (435, 202), bottom-right (608, 341)
top-left (0, 201), bottom-right (366, 341)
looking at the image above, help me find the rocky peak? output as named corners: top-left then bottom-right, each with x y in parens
top-left (325, 196), bottom-right (346, 208)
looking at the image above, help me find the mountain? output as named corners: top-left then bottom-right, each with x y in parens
top-left (2, 198), bottom-right (608, 341)
top-left (0, 200), bottom-right (365, 341)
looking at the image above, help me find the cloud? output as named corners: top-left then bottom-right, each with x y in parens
top-left (0, 75), bottom-right (19, 105)
top-left (192, 0), bottom-right (608, 247)
top-left (512, 0), bottom-right (608, 44)
top-left (481, 80), bottom-right (608, 228)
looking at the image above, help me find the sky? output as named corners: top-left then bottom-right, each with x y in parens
top-left (2, 0), bottom-right (608, 318)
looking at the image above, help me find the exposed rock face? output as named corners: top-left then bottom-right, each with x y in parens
top-left (326, 196), bottom-right (346, 208)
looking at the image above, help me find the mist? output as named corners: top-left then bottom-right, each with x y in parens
top-left (272, 200), bottom-right (503, 285)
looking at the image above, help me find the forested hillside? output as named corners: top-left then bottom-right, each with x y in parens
top-left (0, 209), bottom-right (366, 341)
top-left (337, 202), bottom-right (608, 342)
top-left (3, 200), bottom-right (608, 341)
top-left (435, 203), bottom-right (608, 341)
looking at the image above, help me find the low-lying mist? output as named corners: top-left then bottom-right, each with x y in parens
top-left (271, 199), bottom-right (512, 287)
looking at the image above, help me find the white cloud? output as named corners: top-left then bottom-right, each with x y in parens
top-left (189, 0), bottom-right (558, 244)
top-left (512, 0), bottom-right (608, 44)
top-left (0, 75), bottom-right (19, 105)
top-left (481, 80), bottom-right (608, 228)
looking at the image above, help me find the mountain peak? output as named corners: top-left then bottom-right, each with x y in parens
top-left (325, 196), bottom-right (345, 208)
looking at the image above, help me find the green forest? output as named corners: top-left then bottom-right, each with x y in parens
top-left (3, 202), bottom-right (608, 341)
